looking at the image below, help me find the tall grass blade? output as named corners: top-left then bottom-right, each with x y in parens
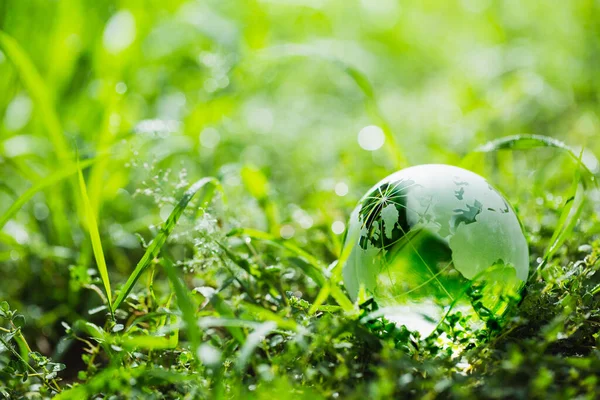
top-left (112, 177), bottom-right (223, 311)
top-left (0, 157), bottom-right (100, 230)
top-left (0, 31), bottom-right (70, 161)
top-left (241, 165), bottom-right (279, 235)
top-left (77, 163), bottom-right (112, 308)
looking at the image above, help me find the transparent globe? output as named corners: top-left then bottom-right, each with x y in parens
top-left (342, 164), bottom-right (529, 337)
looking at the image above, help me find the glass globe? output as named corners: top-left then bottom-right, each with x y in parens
top-left (342, 164), bottom-right (529, 337)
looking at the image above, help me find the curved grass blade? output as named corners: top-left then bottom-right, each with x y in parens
top-left (78, 162), bottom-right (112, 309)
top-left (473, 136), bottom-right (590, 272)
top-left (473, 134), bottom-right (597, 187)
top-left (72, 318), bottom-right (178, 351)
top-left (257, 44), bottom-right (408, 169)
top-left (476, 134), bottom-right (575, 153)
top-left (0, 31), bottom-right (70, 161)
top-left (112, 177), bottom-right (223, 311)
top-left (0, 157), bottom-right (101, 230)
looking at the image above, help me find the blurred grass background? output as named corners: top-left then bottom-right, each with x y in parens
top-left (1, 0), bottom-right (600, 390)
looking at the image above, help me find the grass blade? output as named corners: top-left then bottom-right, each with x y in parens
top-left (0, 31), bottom-right (70, 161)
top-left (160, 257), bottom-right (201, 355)
top-left (476, 134), bottom-right (576, 153)
top-left (0, 157), bottom-right (101, 230)
top-left (474, 134), bottom-right (597, 187)
top-left (120, 334), bottom-right (178, 351)
top-left (241, 165), bottom-right (279, 235)
top-left (241, 302), bottom-right (299, 332)
top-left (469, 135), bottom-right (591, 272)
top-left (112, 177), bottom-right (222, 311)
top-left (308, 284), bottom-right (331, 315)
top-left (77, 162), bottom-right (112, 308)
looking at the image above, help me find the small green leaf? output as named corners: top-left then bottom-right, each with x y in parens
top-left (45, 371), bottom-right (57, 380)
top-left (12, 314), bottom-right (25, 328)
top-left (49, 362), bottom-right (66, 372)
top-left (0, 301), bottom-right (9, 318)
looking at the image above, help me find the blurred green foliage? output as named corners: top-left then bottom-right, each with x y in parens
top-left (1, 0), bottom-right (600, 398)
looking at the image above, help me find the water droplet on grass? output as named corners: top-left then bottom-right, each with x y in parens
top-left (280, 224), bottom-right (295, 239)
top-left (335, 182), bottom-right (349, 196)
top-left (3, 94), bottom-right (32, 131)
top-left (358, 125), bottom-right (385, 151)
top-left (103, 10), bottom-right (136, 54)
top-left (200, 127), bottom-right (221, 149)
top-left (115, 82), bottom-right (128, 94)
top-left (332, 221), bottom-right (345, 235)
top-left (198, 343), bottom-right (221, 367)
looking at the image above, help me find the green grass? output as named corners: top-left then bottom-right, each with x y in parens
top-left (77, 161), bottom-right (113, 309)
top-left (1, 1), bottom-right (600, 399)
top-left (111, 177), bottom-right (222, 312)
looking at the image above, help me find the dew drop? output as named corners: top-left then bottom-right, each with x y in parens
top-left (103, 10), bottom-right (136, 54)
top-left (332, 221), bottom-right (346, 235)
top-left (358, 125), bottom-right (385, 151)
